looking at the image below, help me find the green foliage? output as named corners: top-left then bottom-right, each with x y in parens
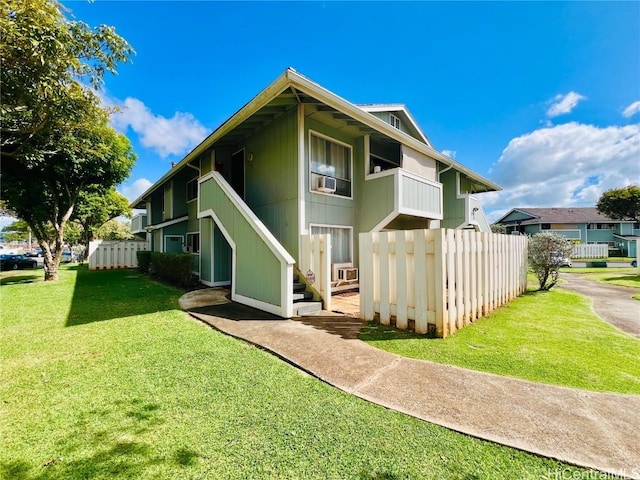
top-left (136, 250), bottom-right (152, 273)
top-left (596, 185), bottom-right (640, 223)
top-left (150, 252), bottom-right (195, 286)
top-left (94, 219), bottom-right (133, 241)
top-left (0, 0), bottom-right (134, 157)
top-left (528, 232), bottom-right (573, 290)
top-left (0, 0), bottom-right (135, 281)
top-left (1, 220), bottom-right (30, 242)
top-left (0, 266), bottom-right (587, 478)
top-left (74, 188), bottom-right (132, 245)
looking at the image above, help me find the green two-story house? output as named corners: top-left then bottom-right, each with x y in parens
top-left (131, 68), bottom-right (500, 317)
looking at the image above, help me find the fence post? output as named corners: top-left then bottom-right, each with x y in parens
top-left (414, 230), bottom-right (428, 334)
top-left (379, 232), bottom-right (391, 325)
top-left (360, 232), bottom-right (374, 321)
top-left (395, 231), bottom-right (409, 330)
top-left (432, 229), bottom-right (446, 337)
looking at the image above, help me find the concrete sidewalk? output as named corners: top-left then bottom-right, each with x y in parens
top-left (182, 291), bottom-right (640, 478)
top-left (559, 272), bottom-right (640, 338)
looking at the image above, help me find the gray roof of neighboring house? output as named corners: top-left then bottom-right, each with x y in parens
top-left (497, 207), bottom-right (629, 225)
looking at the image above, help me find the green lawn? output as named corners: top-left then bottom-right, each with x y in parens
top-left (359, 286), bottom-right (640, 394)
top-left (0, 266), bottom-right (587, 479)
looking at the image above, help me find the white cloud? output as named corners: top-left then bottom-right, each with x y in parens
top-left (484, 122), bottom-right (640, 221)
top-left (441, 149), bottom-right (457, 159)
top-left (119, 178), bottom-right (153, 203)
top-left (623, 101), bottom-right (640, 118)
top-left (100, 92), bottom-right (207, 158)
top-left (546, 92), bottom-right (586, 118)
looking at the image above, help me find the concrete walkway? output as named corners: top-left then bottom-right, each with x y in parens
top-left (181, 290), bottom-right (640, 478)
top-left (559, 272), bottom-right (640, 338)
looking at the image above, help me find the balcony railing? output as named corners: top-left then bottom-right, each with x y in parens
top-left (361, 168), bottom-right (443, 231)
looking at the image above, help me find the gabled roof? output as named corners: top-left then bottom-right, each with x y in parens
top-left (495, 207), bottom-right (628, 225)
top-left (357, 104), bottom-right (432, 147)
top-left (131, 68), bottom-right (500, 209)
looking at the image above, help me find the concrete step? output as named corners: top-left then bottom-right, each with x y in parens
top-left (292, 301), bottom-right (323, 316)
top-left (293, 282), bottom-right (306, 292)
top-left (293, 291), bottom-right (313, 302)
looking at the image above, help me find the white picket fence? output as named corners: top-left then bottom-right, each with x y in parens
top-left (360, 229), bottom-right (528, 337)
top-left (88, 240), bottom-right (149, 270)
top-left (299, 234), bottom-right (332, 311)
top-left (571, 243), bottom-right (608, 259)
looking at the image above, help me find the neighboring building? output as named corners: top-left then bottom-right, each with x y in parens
top-left (495, 207), bottom-right (640, 256)
top-left (131, 68), bottom-right (499, 317)
top-left (130, 213), bottom-right (148, 241)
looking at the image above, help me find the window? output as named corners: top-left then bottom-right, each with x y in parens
top-left (541, 224), bottom-right (550, 230)
top-left (309, 132), bottom-right (352, 198)
top-left (186, 233), bottom-right (200, 254)
top-left (389, 113), bottom-right (401, 129)
top-left (186, 178), bottom-right (198, 202)
top-left (310, 225), bottom-right (352, 263)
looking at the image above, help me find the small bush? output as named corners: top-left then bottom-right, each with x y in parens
top-left (137, 251), bottom-right (152, 273)
top-left (150, 252), bottom-right (195, 286)
top-left (528, 232), bottom-right (573, 290)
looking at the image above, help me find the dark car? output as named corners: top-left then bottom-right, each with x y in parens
top-left (0, 254), bottom-right (38, 271)
top-left (25, 248), bottom-right (43, 258)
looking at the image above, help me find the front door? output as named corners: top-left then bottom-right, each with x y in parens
top-left (231, 149), bottom-right (245, 200)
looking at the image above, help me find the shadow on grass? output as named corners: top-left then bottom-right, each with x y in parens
top-left (66, 266), bottom-right (182, 327)
top-left (1, 398), bottom-right (199, 479)
top-left (0, 273), bottom-right (41, 285)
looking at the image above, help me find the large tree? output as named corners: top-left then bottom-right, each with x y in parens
top-left (0, 0), bottom-right (136, 280)
top-left (596, 185), bottom-right (640, 223)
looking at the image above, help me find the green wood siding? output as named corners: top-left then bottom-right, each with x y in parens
top-left (200, 176), bottom-right (282, 306)
top-left (244, 109), bottom-right (299, 259)
top-left (200, 218), bottom-right (213, 283)
top-left (213, 225), bottom-right (231, 283)
top-left (187, 201), bottom-right (198, 232)
top-left (440, 169), bottom-right (465, 229)
top-left (359, 174), bottom-right (395, 232)
top-left (163, 182), bottom-right (173, 220)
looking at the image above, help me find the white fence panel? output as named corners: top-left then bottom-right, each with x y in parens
top-left (88, 240), bottom-right (149, 270)
top-left (299, 234), bottom-right (332, 311)
top-left (571, 244), bottom-right (608, 259)
top-left (360, 229), bottom-right (528, 337)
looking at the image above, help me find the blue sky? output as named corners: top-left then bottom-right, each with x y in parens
top-left (67, 1), bottom-right (640, 223)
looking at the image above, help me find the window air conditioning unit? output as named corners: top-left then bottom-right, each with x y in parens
top-left (337, 267), bottom-right (358, 282)
top-left (317, 176), bottom-right (337, 193)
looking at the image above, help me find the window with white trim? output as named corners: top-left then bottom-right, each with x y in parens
top-left (310, 225), bottom-right (352, 263)
top-left (309, 132), bottom-right (352, 198)
top-left (186, 233), bottom-right (200, 254)
top-left (389, 113), bottom-right (401, 129)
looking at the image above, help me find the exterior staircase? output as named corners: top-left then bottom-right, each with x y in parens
top-left (292, 274), bottom-right (323, 316)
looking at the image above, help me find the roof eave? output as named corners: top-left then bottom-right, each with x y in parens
top-left (130, 68), bottom-right (501, 209)
top-left (287, 70), bottom-right (501, 192)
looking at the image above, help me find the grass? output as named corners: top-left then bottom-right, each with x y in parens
top-left (559, 267), bottom-right (640, 299)
top-left (0, 266), bottom-right (589, 479)
top-left (359, 286), bottom-right (640, 394)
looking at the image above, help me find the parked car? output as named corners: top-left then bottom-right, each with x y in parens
top-left (553, 253), bottom-right (572, 267)
top-left (25, 248), bottom-right (43, 258)
top-left (0, 254), bottom-right (38, 271)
